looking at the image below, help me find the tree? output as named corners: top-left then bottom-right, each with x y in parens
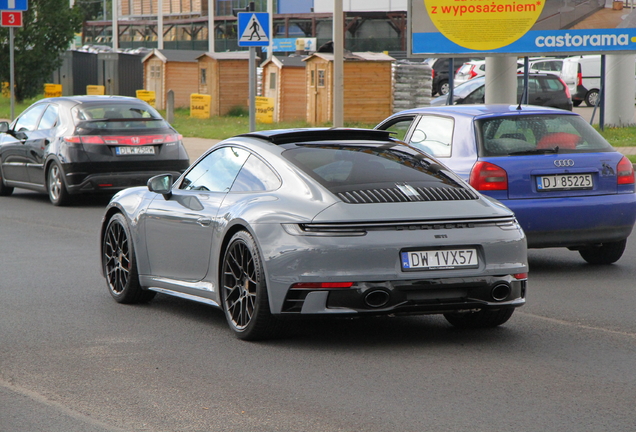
top-left (0, 0), bottom-right (83, 101)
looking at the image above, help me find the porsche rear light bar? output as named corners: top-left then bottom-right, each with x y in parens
top-left (290, 282), bottom-right (355, 289)
top-left (64, 134), bottom-right (182, 145)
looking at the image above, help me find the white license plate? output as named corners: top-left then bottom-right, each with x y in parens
top-left (401, 248), bottom-right (478, 271)
top-left (116, 146), bottom-right (155, 155)
top-left (536, 173), bottom-right (593, 191)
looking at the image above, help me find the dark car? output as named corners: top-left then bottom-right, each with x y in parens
top-left (428, 57), bottom-right (479, 96)
top-left (101, 128), bottom-right (528, 340)
top-left (0, 96), bottom-right (189, 205)
top-left (376, 105), bottom-right (636, 264)
top-left (431, 74), bottom-right (573, 111)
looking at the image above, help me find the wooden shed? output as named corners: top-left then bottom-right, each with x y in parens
top-left (261, 55), bottom-right (307, 123)
top-left (197, 51), bottom-right (251, 117)
top-left (303, 52), bottom-right (394, 125)
top-left (142, 49), bottom-right (205, 109)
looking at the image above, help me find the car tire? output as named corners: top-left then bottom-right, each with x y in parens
top-left (443, 308), bottom-right (515, 329)
top-left (572, 100), bottom-right (582, 107)
top-left (584, 89), bottom-right (599, 107)
top-left (47, 162), bottom-right (71, 206)
top-left (578, 239), bottom-right (627, 265)
top-left (0, 162), bottom-right (14, 196)
top-left (102, 213), bottom-right (156, 304)
top-left (221, 230), bottom-right (280, 341)
top-left (438, 79), bottom-right (450, 96)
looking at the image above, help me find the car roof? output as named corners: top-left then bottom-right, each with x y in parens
top-left (33, 95), bottom-right (146, 108)
top-left (389, 104), bottom-right (578, 119)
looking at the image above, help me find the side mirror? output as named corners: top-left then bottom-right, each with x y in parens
top-left (0, 122), bottom-right (8, 133)
top-left (147, 174), bottom-right (173, 199)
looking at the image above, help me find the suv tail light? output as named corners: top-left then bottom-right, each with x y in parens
top-left (558, 77), bottom-right (571, 99)
top-left (617, 156), bottom-right (634, 185)
top-left (468, 65), bottom-right (478, 79)
top-left (469, 161), bottom-right (508, 191)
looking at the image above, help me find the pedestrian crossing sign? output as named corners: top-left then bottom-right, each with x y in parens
top-left (238, 12), bottom-right (269, 47)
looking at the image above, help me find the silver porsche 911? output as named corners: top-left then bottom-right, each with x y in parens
top-left (100, 128), bottom-right (528, 340)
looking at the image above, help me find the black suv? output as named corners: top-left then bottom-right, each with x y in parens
top-left (430, 73), bottom-right (573, 111)
top-left (428, 57), bottom-right (480, 96)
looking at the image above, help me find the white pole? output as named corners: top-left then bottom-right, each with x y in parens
top-left (158, 0), bottom-right (163, 49)
top-left (267, 0), bottom-right (273, 59)
top-left (112, 0), bottom-right (118, 50)
top-left (333, 0), bottom-right (344, 127)
top-left (9, 28), bottom-right (15, 120)
top-left (249, 47), bottom-right (256, 132)
top-left (208, 0), bottom-right (215, 52)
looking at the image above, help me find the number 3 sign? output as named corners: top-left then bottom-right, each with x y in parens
top-left (1, 11), bottom-right (23, 27)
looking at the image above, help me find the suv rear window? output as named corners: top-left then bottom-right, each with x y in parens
top-left (477, 114), bottom-right (613, 156)
top-left (282, 144), bottom-right (474, 201)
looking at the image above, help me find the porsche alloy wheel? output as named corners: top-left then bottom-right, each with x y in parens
top-left (222, 231), bottom-right (278, 340)
top-left (103, 213), bottom-right (155, 304)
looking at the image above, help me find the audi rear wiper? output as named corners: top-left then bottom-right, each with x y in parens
top-left (508, 146), bottom-right (559, 155)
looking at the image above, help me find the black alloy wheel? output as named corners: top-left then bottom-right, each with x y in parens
top-left (221, 231), bottom-right (278, 340)
top-left (102, 213), bottom-right (155, 303)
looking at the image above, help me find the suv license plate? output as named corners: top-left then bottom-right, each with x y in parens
top-left (401, 248), bottom-right (478, 271)
top-left (116, 146), bottom-right (155, 155)
top-left (537, 173), bottom-right (593, 191)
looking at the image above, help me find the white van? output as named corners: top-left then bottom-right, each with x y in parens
top-left (560, 55), bottom-right (601, 107)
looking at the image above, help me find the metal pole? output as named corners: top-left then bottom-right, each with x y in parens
top-left (333, 0), bottom-right (344, 127)
top-left (10, 27), bottom-right (15, 120)
top-left (158, 0), bottom-right (163, 49)
top-left (446, 58), bottom-right (454, 105)
top-left (249, 47), bottom-right (256, 132)
top-left (267, 0), bottom-right (273, 59)
top-left (112, 0), bottom-right (118, 50)
top-left (208, 0), bottom-right (215, 52)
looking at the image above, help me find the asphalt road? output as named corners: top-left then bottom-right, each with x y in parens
top-left (1, 190), bottom-right (636, 432)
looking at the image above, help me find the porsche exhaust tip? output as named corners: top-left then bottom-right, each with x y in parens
top-left (491, 284), bottom-right (511, 301)
top-left (364, 289), bottom-right (390, 308)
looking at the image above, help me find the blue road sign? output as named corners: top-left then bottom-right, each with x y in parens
top-left (238, 12), bottom-right (269, 47)
top-left (0, 0), bottom-right (28, 11)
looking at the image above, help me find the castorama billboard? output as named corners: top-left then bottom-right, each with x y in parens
top-left (410, 0), bottom-right (636, 56)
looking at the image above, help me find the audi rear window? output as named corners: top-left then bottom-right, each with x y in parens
top-left (477, 114), bottom-right (614, 157)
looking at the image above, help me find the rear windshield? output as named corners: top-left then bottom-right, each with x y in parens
top-left (72, 103), bottom-right (169, 132)
top-left (477, 114), bottom-right (613, 156)
top-left (282, 143), bottom-right (466, 195)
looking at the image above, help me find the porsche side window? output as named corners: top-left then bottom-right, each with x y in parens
top-left (231, 155), bottom-right (281, 192)
top-left (181, 146), bottom-right (249, 192)
top-left (409, 115), bottom-right (454, 158)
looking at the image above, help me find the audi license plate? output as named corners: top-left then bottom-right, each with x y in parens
top-left (116, 146), bottom-right (155, 155)
top-left (401, 248), bottom-right (478, 271)
top-left (536, 173), bottom-right (593, 191)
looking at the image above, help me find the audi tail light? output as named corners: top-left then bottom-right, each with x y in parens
top-left (469, 161), bottom-right (508, 191)
top-left (617, 156), bottom-right (634, 185)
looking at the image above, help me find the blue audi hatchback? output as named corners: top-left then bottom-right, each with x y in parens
top-left (376, 105), bottom-right (636, 264)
